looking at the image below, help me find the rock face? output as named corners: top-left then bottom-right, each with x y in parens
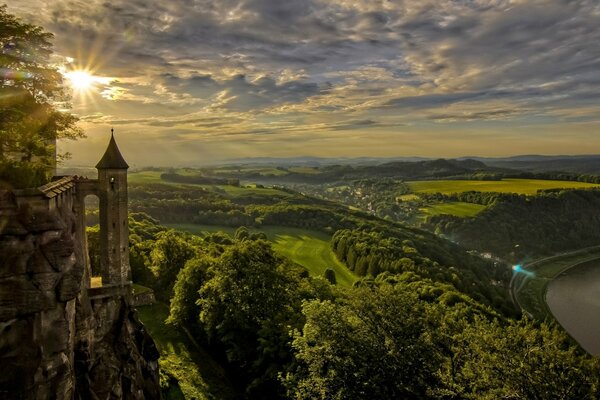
top-left (0, 188), bottom-right (160, 399)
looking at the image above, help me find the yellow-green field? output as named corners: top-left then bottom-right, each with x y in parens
top-left (128, 170), bottom-right (294, 199)
top-left (420, 202), bottom-right (486, 217)
top-left (128, 170), bottom-right (164, 184)
top-left (287, 166), bottom-right (320, 174)
top-left (270, 229), bottom-right (357, 287)
top-left (166, 224), bottom-right (357, 287)
top-left (212, 166), bottom-right (288, 176)
top-left (409, 178), bottom-right (600, 195)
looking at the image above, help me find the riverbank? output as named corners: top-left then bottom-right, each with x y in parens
top-left (546, 259), bottom-right (600, 355)
top-left (511, 246), bottom-right (600, 354)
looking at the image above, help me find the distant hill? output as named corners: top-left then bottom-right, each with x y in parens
top-left (209, 158), bottom-right (510, 184)
top-left (458, 155), bottom-right (600, 175)
top-left (222, 156), bottom-right (431, 167)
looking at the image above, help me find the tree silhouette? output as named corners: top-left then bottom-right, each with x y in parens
top-left (0, 5), bottom-right (82, 187)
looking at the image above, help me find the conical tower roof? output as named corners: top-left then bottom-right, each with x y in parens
top-left (96, 130), bottom-right (129, 169)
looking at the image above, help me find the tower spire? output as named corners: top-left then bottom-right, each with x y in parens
top-left (96, 129), bottom-right (129, 169)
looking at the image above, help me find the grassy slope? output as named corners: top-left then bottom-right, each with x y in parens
top-left (165, 224), bottom-right (357, 287)
top-left (137, 303), bottom-right (239, 400)
top-left (409, 178), bottom-right (600, 195)
top-left (267, 228), bottom-right (357, 287)
top-left (420, 202), bottom-right (486, 217)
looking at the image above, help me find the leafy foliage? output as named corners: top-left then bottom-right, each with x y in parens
top-left (429, 189), bottom-right (600, 260)
top-left (285, 285), bottom-right (442, 399)
top-left (0, 6), bottom-right (82, 187)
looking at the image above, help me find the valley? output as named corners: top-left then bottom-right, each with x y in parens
top-left (85, 163), bottom-right (600, 398)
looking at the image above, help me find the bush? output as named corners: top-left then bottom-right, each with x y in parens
top-left (0, 160), bottom-right (50, 189)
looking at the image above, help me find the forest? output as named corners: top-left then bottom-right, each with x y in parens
top-left (96, 211), bottom-right (600, 399)
top-left (427, 189), bottom-right (600, 261)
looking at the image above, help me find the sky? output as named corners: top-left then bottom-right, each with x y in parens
top-left (5, 0), bottom-right (600, 167)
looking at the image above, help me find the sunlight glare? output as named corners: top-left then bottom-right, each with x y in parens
top-left (67, 70), bottom-right (94, 90)
top-left (63, 69), bottom-right (111, 93)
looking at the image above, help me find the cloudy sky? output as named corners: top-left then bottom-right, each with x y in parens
top-left (6, 0), bottom-right (600, 166)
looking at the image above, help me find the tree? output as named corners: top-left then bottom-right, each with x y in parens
top-left (439, 316), bottom-right (600, 400)
top-left (149, 230), bottom-right (197, 300)
top-left (284, 284), bottom-right (443, 399)
top-left (197, 240), bottom-right (302, 396)
top-left (0, 5), bottom-right (82, 187)
top-left (168, 255), bottom-right (212, 327)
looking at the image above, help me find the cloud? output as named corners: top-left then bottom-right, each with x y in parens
top-left (4, 0), bottom-right (600, 163)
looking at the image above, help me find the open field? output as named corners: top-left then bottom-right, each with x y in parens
top-left (287, 166), bottom-right (320, 174)
top-left (137, 303), bottom-right (238, 400)
top-left (420, 202), bottom-right (486, 217)
top-left (166, 224), bottom-right (357, 287)
top-left (211, 166), bottom-right (288, 176)
top-left (129, 169), bottom-right (294, 199)
top-left (512, 246), bottom-right (600, 320)
top-left (128, 170), bottom-right (165, 184)
top-left (269, 228), bottom-right (357, 287)
top-left (409, 178), bottom-right (600, 195)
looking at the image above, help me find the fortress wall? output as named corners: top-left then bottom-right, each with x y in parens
top-left (0, 183), bottom-right (160, 400)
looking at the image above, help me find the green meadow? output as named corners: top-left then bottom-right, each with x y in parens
top-left (420, 202), bottom-right (486, 217)
top-left (409, 178), bottom-right (600, 195)
top-left (166, 224), bottom-right (357, 287)
top-left (211, 166), bottom-right (289, 176)
top-left (128, 170), bottom-right (165, 184)
top-left (128, 169), bottom-right (294, 198)
top-left (287, 166), bottom-right (320, 174)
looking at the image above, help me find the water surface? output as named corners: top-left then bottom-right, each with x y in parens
top-left (546, 259), bottom-right (600, 355)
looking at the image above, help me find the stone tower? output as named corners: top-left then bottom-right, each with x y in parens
top-left (96, 130), bottom-right (130, 285)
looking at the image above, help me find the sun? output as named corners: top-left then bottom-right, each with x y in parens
top-left (66, 70), bottom-right (95, 91)
top-left (63, 69), bottom-right (111, 94)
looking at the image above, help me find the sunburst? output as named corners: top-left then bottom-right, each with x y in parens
top-left (63, 69), bottom-right (111, 94)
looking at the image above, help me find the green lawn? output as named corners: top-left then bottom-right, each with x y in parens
top-left (420, 202), bottom-right (486, 217)
top-left (409, 178), bottom-right (600, 195)
top-left (267, 228), bottom-right (357, 287)
top-left (513, 247), bottom-right (600, 320)
top-left (137, 303), bottom-right (239, 400)
top-left (166, 224), bottom-right (357, 287)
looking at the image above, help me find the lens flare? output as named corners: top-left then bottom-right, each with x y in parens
top-left (513, 264), bottom-right (535, 277)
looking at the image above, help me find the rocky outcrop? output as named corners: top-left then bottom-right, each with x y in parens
top-left (0, 188), bottom-right (160, 399)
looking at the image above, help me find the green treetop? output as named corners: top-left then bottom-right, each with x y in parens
top-left (0, 5), bottom-right (82, 188)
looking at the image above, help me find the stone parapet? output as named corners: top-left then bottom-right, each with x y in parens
top-left (0, 182), bottom-right (160, 400)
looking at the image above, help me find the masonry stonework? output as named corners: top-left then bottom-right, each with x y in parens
top-left (0, 133), bottom-right (160, 399)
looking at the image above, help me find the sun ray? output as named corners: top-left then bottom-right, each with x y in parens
top-left (61, 68), bottom-right (113, 96)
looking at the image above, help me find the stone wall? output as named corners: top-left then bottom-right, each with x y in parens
top-left (0, 187), bottom-right (160, 399)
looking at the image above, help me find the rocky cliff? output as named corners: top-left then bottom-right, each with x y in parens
top-left (0, 188), bottom-right (160, 399)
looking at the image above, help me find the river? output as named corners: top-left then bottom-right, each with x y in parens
top-left (545, 258), bottom-right (600, 355)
